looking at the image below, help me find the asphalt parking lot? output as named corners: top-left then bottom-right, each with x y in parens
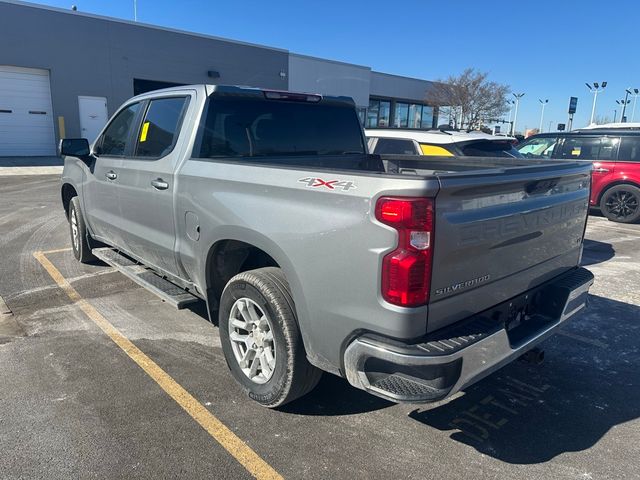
top-left (1, 174), bottom-right (639, 480)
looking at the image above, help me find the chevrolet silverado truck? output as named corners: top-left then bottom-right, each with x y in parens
top-left (59, 85), bottom-right (594, 408)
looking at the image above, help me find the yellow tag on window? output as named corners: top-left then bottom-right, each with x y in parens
top-left (140, 121), bottom-right (150, 142)
top-left (571, 147), bottom-right (581, 156)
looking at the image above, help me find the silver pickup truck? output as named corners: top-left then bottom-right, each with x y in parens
top-left (60, 85), bottom-right (594, 408)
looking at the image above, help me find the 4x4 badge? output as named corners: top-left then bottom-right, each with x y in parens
top-left (298, 177), bottom-right (357, 191)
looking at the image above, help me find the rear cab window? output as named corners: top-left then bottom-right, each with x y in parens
top-left (198, 96), bottom-right (365, 161)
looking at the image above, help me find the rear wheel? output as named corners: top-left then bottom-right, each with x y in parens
top-left (600, 184), bottom-right (640, 223)
top-left (68, 196), bottom-right (96, 263)
top-left (219, 267), bottom-right (322, 408)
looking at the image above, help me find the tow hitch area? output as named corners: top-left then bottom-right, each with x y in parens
top-left (344, 267), bottom-right (594, 403)
top-left (519, 347), bottom-right (545, 365)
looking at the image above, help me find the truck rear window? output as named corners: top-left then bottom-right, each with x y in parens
top-left (460, 140), bottom-right (523, 158)
top-left (198, 97), bottom-right (365, 159)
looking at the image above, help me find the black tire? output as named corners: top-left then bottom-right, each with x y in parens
top-left (599, 184), bottom-right (640, 224)
top-left (68, 196), bottom-right (96, 263)
top-left (219, 267), bottom-right (322, 408)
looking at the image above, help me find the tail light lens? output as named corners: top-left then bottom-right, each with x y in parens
top-left (375, 197), bottom-right (434, 307)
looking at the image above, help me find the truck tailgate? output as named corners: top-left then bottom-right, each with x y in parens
top-left (427, 162), bottom-right (591, 332)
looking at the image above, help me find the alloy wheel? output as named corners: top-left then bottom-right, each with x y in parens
top-left (228, 297), bottom-right (276, 384)
top-left (604, 190), bottom-right (639, 221)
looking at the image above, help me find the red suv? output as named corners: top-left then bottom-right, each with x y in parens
top-left (518, 130), bottom-right (640, 223)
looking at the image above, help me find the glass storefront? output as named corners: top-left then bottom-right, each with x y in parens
top-left (365, 98), bottom-right (436, 129)
top-left (421, 106), bottom-right (434, 129)
top-left (366, 99), bottom-right (391, 128)
top-left (394, 103), bottom-right (409, 128)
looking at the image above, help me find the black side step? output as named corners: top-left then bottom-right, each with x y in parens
top-left (92, 247), bottom-right (198, 309)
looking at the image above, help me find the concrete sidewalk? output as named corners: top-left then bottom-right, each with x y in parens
top-left (0, 156), bottom-right (63, 175)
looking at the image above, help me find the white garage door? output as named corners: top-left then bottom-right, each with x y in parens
top-left (0, 66), bottom-right (56, 156)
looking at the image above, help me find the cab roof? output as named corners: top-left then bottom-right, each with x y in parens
top-left (127, 84), bottom-right (355, 106)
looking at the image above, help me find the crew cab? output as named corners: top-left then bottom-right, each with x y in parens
top-left (60, 85), bottom-right (594, 407)
top-left (518, 130), bottom-right (640, 223)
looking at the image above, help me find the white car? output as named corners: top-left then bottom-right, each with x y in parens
top-left (366, 129), bottom-right (522, 158)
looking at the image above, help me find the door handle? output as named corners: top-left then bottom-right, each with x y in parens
top-left (105, 171), bottom-right (117, 180)
top-left (593, 167), bottom-right (609, 173)
top-left (151, 178), bottom-right (169, 190)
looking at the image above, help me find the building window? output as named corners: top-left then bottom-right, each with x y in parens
top-left (356, 107), bottom-right (366, 125)
top-left (366, 101), bottom-right (379, 128)
top-left (394, 102), bottom-right (409, 128)
top-left (366, 98), bottom-right (437, 130)
top-left (378, 101), bottom-right (390, 127)
top-left (133, 79), bottom-right (185, 96)
top-left (421, 106), bottom-right (434, 129)
top-left (366, 99), bottom-right (391, 128)
top-left (408, 104), bottom-right (422, 129)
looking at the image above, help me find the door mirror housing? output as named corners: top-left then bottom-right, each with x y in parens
top-left (59, 138), bottom-right (90, 158)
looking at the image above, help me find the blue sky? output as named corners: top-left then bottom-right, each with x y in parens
top-left (28, 0), bottom-right (640, 131)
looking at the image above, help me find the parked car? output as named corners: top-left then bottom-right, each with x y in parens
top-left (60, 85), bottom-right (593, 408)
top-left (518, 129), bottom-right (640, 223)
top-left (366, 128), bottom-right (523, 158)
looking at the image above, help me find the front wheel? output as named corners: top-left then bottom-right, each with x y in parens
top-left (599, 184), bottom-right (640, 223)
top-left (219, 267), bottom-right (322, 408)
top-left (68, 197), bottom-right (96, 263)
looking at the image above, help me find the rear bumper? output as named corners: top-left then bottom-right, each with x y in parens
top-left (344, 267), bottom-right (594, 403)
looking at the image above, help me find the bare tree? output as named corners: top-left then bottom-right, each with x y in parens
top-left (426, 68), bottom-right (510, 130)
top-left (593, 115), bottom-right (613, 125)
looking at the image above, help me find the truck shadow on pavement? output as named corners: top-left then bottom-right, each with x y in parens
top-left (581, 239), bottom-right (615, 266)
top-left (407, 294), bottom-right (640, 464)
top-left (280, 374), bottom-right (393, 415)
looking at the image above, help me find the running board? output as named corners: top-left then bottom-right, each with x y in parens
top-left (92, 247), bottom-right (198, 309)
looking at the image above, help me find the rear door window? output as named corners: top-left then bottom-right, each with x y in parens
top-left (134, 96), bottom-right (189, 158)
top-left (617, 137), bottom-right (640, 162)
top-left (372, 138), bottom-right (418, 155)
top-left (559, 137), bottom-right (619, 160)
top-left (99, 103), bottom-right (140, 156)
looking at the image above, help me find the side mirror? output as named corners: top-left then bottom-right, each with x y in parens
top-left (59, 138), bottom-right (90, 157)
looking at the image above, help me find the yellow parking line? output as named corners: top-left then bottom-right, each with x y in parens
top-left (33, 251), bottom-right (282, 480)
top-left (40, 247), bottom-right (73, 255)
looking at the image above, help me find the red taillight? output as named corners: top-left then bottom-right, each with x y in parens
top-left (376, 197), bottom-right (434, 307)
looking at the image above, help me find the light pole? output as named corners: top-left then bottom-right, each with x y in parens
top-left (586, 81), bottom-right (607, 124)
top-left (512, 93), bottom-right (525, 135)
top-left (616, 99), bottom-right (630, 122)
top-left (548, 120), bottom-right (553, 132)
top-left (134, 0), bottom-right (137, 21)
top-left (628, 88), bottom-right (640, 122)
top-left (621, 89), bottom-right (632, 122)
top-left (538, 99), bottom-right (549, 132)
top-left (506, 100), bottom-right (515, 134)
